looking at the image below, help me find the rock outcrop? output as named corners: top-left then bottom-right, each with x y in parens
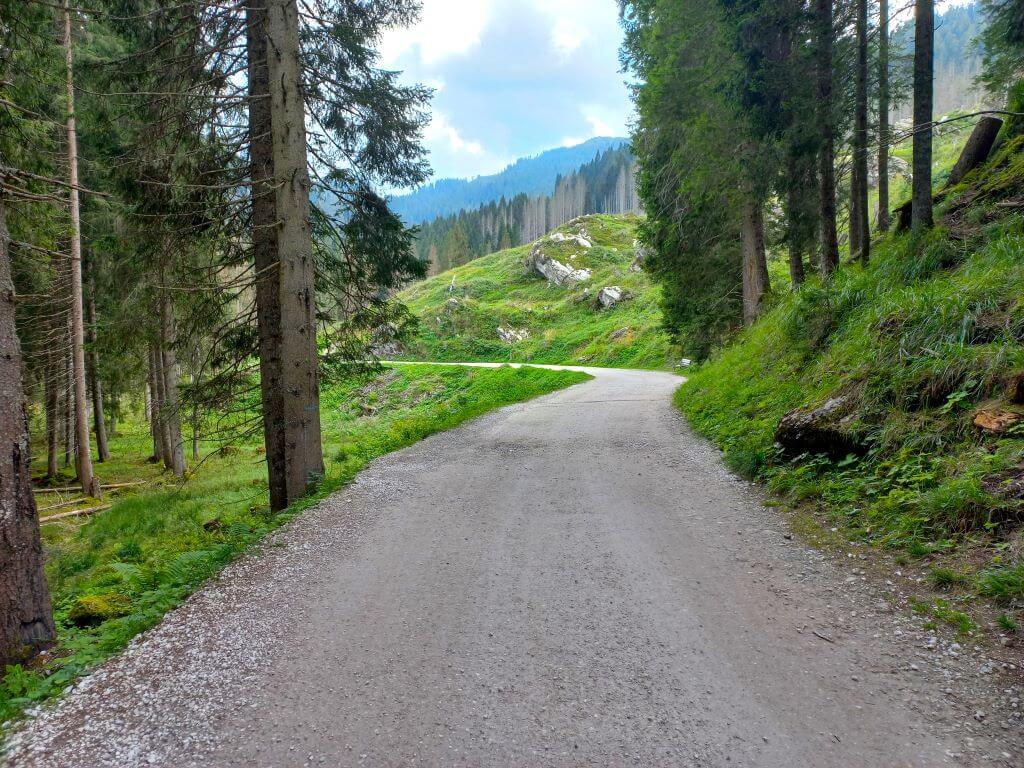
top-left (597, 286), bottom-right (631, 309)
top-left (497, 326), bottom-right (529, 344)
top-left (775, 394), bottom-right (863, 459)
top-left (526, 239), bottom-right (592, 288)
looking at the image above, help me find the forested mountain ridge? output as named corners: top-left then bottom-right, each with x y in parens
top-left (390, 136), bottom-right (628, 224)
top-left (414, 145), bottom-right (642, 274)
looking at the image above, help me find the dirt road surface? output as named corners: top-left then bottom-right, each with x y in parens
top-left (5, 366), bottom-right (1021, 767)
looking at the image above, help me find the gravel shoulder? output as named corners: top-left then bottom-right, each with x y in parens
top-left (4, 366), bottom-right (1022, 767)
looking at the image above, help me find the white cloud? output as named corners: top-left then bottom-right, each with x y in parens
top-left (380, 0), bottom-right (493, 66)
top-left (382, 0), bottom-right (633, 181)
top-left (551, 18), bottom-right (587, 58)
top-left (424, 112), bottom-right (483, 156)
top-left (585, 114), bottom-right (615, 137)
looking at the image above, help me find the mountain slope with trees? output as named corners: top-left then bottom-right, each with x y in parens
top-left (414, 146), bottom-right (642, 274)
top-left (389, 136), bottom-right (628, 224)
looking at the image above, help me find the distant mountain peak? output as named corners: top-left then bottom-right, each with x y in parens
top-left (391, 137), bottom-right (629, 224)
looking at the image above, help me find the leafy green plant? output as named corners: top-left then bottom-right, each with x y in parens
top-left (929, 567), bottom-right (969, 589)
top-left (997, 613), bottom-right (1019, 633)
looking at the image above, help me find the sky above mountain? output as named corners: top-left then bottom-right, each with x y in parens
top-left (380, 0), bottom-right (972, 186)
top-left (380, 0), bottom-right (632, 183)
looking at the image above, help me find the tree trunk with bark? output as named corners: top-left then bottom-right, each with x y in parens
top-left (878, 0), bottom-right (891, 233)
top-left (63, 324), bottom-right (73, 469)
top-left (247, 0), bottom-right (288, 512)
top-left (853, 0), bottom-right (870, 263)
top-left (44, 345), bottom-right (59, 481)
top-left (912, 0), bottom-right (935, 232)
top-left (816, 0), bottom-right (840, 277)
top-left (84, 265), bottom-right (109, 462)
top-left (265, 0), bottom-right (324, 503)
top-left (0, 194), bottom-right (56, 666)
top-left (945, 117), bottom-right (1003, 188)
top-left (62, 1), bottom-right (99, 497)
top-left (159, 288), bottom-right (185, 477)
top-left (146, 352), bottom-right (159, 462)
top-left (151, 343), bottom-right (172, 468)
top-left (741, 199), bottom-right (770, 326)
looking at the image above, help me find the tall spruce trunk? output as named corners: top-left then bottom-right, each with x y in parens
top-left (788, 244), bottom-right (806, 288)
top-left (853, 0), bottom-right (870, 263)
top-left (878, 0), bottom-right (891, 232)
top-left (741, 199), bottom-right (769, 326)
top-left (816, 0), bottom-right (840, 277)
top-left (44, 345), bottom-right (59, 480)
top-left (62, 1), bottom-right (99, 497)
top-left (151, 343), bottom-right (172, 468)
top-left (912, 0), bottom-right (935, 231)
top-left (266, 0), bottom-right (324, 502)
top-left (247, 0), bottom-right (288, 512)
top-left (0, 194), bottom-right (56, 666)
top-left (84, 266), bottom-right (109, 462)
top-left (159, 287), bottom-right (185, 477)
top-left (63, 322), bottom-right (73, 469)
top-left (146, 349), bottom-right (161, 462)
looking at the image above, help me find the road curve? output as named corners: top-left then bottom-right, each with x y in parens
top-left (4, 366), bottom-right (1016, 767)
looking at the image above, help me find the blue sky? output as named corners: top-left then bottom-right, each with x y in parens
top-left (380, 0), bottom-right (970, 185)
top-left (380, 0), bottom-right (632, 183)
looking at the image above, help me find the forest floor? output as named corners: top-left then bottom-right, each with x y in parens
top-left (1, 364), bottom-right (588, 733)
top-left (4, 365), bottom-right (1022, 767)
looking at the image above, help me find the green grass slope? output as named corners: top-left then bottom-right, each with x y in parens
top-left (677, 136), bottom-right (1024, 622)
top-left (399, 214), bottom-right (675, 368)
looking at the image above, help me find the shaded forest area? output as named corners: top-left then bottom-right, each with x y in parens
top-left (1, 0), bottom-right (432, 668)
top-left (620, 0), bottom-right (1023, 356)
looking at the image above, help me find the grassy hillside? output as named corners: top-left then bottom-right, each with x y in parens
top-left (2, 364), bottom-right (588, 730)
top-left (399, 214), bottom-right (675, 368)
top-left (678, 136), bottom-right (1024, 628)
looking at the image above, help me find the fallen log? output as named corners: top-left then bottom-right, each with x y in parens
top-left (894, 116), bottom-right (1004, 230)
top-left (35, 480), bottom-right (145, 494)
top-left (946, 117), bottom-right (1003, 189)
top-left (40, 504), bottom-right (112, 524)
top-left (38, 496), bottom-right (87, 513)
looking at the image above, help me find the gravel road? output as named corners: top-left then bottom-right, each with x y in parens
top-left (5, 365), bottom-right (1022, 767)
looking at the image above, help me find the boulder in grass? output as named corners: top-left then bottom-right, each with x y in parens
top-left (597, 286), bottom-right (632, 309)
top-left (497, 326), bottom-right (529, 344)
top-left (68, 593), bottom-right (131, 628)
top-left (775, 394), bottom-right (864, 459)
top-left (526, 242), bottom-right (592, 288)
